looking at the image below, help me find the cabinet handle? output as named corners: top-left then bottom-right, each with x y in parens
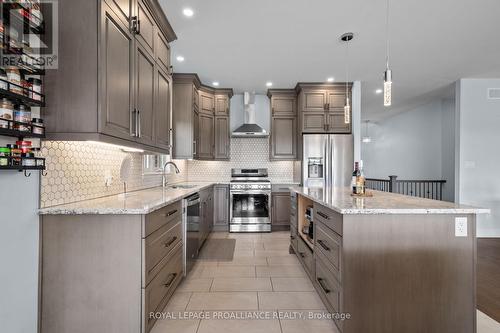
top-left (193, 141), bottom-right (197, 155)
top-left (131, 16), bottom-right (140, 34)
top-left (162, 209), bottom-right (178, 218)
top-left (164, 236), bottom-right (178, 248)
top-left (317, 211), bottom-right (329, 220)
top-left (290, 235), bottom-right (295, 240)
top-left (137, 109), bottom-right (141, 138)
top-left (163, 273), bottom-right (177, 288)
top-left (299, 252), bottom-right (305, 258)
top-left (130, 109), bottom-right (137, 137)
top-left (317, 239), bottom-right (330, 251)
top-left (317, 277), bottom-right (331, 294)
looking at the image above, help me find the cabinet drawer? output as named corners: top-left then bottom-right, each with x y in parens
top-left (290, 225), bottom-right (298, 251)
top-left (314, 203), bottom-right (342, 236)
top-left (144, 244), bottom-right (183, 332)
top-left (315, 222), bottom-right (342, 281)
top-left (297, 237), bottom-right (314, 277)
top-left (315, 255), bottom-right (342, 314)
top-left (145, 221), bottom-right (182, 285)
top-left (144, 201), bottom-right (182, 237)
top-left (272, 184), bottom-right (292, 193)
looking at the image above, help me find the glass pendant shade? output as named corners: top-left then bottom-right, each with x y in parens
top-left (384, 69), bottom-right (392, 107)
top-left (344, 98), bottom-right (351, 124)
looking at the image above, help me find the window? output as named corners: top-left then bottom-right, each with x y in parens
top-left (143, 154), bottom-right (170, 175)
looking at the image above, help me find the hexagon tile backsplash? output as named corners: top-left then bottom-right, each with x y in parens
top-left (40, 141), bottom-right (187, 208)
top-left (40, 138), bottom-right (297, 208)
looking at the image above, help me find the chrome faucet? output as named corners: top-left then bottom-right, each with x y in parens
top-left (162, 161), bottom-right (180, 188)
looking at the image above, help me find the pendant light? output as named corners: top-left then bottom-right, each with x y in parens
top-left (340, 32), bottom-right (354, 124)
top-left (383, 0), bottom-right (392, 107)
top-left (362, 120), bottom-right (372, 143)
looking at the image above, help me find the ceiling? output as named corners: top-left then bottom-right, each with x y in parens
top-left (159, 0), bottom-right (500, 119)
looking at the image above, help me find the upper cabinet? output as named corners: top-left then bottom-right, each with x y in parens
top-left (268, 90), bottom-right (298, 161)
top-left (172, 74), bottom-right (233, 160)
top-left (296, 83), bottom-right (352, 134)
top-left (44, 0), bottom-right (177, 153)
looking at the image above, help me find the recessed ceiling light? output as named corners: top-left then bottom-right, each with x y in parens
top-left (375, 89), bottom-right (383, 94)
top-left (327, 77), bottom-right (335, 82)
top-left (266, 82), bottom-right (273, 87)
top-left (212, 82), bottom-right (219, 87)
top-left (176, 56), bottom-right (185, 62)
top-left (183, 8), bottom-right (194, 17)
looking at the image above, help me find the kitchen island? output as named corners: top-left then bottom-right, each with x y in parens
top-left (289, 186), bottom-right (489, 333)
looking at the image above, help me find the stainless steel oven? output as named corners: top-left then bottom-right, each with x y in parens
top-left (230, 168), bottom-right (271, 232)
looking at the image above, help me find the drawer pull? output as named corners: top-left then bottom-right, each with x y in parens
top-left (290, 235), bottom-right (295, 240)
top-left (317, 211), bottom-right (329, 220)
top-left (163, 273), bottom-right (177, 288)
top-left (317, 239), bottom-right (330, 251)
top-left (317, 277), bottom-right (331, 294)
top-left (164, 236), bottom-right (178, 248)
top-left (162, 209), bottom-right (178, 218)
top-left (299, 252), bottom-right (305, 258)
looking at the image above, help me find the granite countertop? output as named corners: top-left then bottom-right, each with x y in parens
top-left (38, 182), bottom-right (219, 215)
top-left (292, 186), bottom-right (490, 215)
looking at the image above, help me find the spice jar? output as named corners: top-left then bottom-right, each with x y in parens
top-left (6, 67), bottom-right (22, 94)
top-left (31, 147), bottom-right (43, 166)
top-left (22, 153), bottom-right (36, 166)
top-left (13, 105), bottom-right (31, 131)
top-left (22, 79), bottom-right (31, 96)
top-left (7, 144), bottom-right (22, 166)
top-left (0, 147), bottom-right (10, 166)
top-left (0, 98), bottom-right (14, 129)
top-left (0, 68), bottom-right (8, 90)
top-left (28, 78), bottom-right (42, 101)
top-left (31, 118), bottom-right (44, 135)
top-left (16, 140), bottom-right (32, 153)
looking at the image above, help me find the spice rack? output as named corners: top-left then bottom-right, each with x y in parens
top-left (0, 1), bottom-right (46, 176)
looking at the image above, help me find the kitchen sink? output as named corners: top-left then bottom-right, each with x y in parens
top-left (168, 184), bottom-right (198, 189)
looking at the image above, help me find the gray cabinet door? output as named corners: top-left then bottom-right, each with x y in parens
top-left (135, 44), bottom-right (156, 146)
top-left (197, 113), bottom-right (214, 160)
top-left (301, 90), bottom-right (327, 112)
top-left (193, 107), bottom-right (199, 159)
top-left (302, 112), bottom-right (326, 133)
top-left (272, 193), bottom-right (291, 226)
top-left (156, 30), bottom-right (171, 74)
top-left (214, 185), bottom-right (229, 227)
top-left (214, 95), bottom-right (229, 116)
top-left (200, 92), bottom-right (215, 115)
top-left (214, 116), bottom-right (230, 160)
top-left (155, 67), bottom-right (171, 150)
top-left (326, 112), bottom-right (351, 134)
top-left (272, 94), bottom-right (296, 116)
top-left (271, 116), bottom-right (297, 160)
top-left (100, 4), bottom-right (135, 140)
top-left (107, 0), bottom-right (133, 25)
top-left (135, 0), bottom-right (156, 56)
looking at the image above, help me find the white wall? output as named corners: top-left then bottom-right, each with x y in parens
top-left (361, 99), bottom-right (456, 202)
top-left (0, 172), bottom-right (39, 333)
top-left (456, 79), bottom-right (500, 237)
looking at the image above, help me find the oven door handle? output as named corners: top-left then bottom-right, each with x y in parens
top-left (230, 190), bottom-right (271, 195)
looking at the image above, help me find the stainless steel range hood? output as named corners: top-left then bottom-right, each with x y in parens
top-left (232, 92), bottom-right (268, 137)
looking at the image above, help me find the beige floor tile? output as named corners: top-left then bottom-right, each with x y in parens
top-left (186, 292), bottom-right (259, 310)
top-left (258, 292), bottom-right (325, 310)
top-left (197, 318), bottom-right (281, 333)
top-left (256, 265), bottom-right (307, 278)
top-left (199, 265), bottom-right (256, 278)
top-left (232, 250), bottom-right (256, 258)
top-left (164, 292), bottom-right (192, 311)
top-left (211, 278), bottom-right (273, 292)
top-left (280, 310), bottom-right (340, 333)
top-left (177, 278), bottom-right (213, 292)
top-left (267, 256), bottom-right (301, 266)
top-left (218, 256), bottom-right (268, 266)
top-left (254, 249), bottom-right (295, 258)
top-left (150, 318), bottom-right (201, 333)
top-left (477, 310), bottom-right (500, 333)
top-left (272, 277), bottom-right (315, 291)
top-left (261, 232), bottom-right (290, 240)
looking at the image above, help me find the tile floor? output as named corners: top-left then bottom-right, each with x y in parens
top-left (151, 231), bottom-right (500, 333)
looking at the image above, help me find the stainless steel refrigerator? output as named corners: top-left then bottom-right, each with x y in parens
top-left (302, 134), bottom-right (354, 188)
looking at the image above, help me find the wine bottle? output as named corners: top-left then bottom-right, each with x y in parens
top-left (352, 162), bottom-right (359, 194)
top-left (356, 160), bottom-right (366, 195)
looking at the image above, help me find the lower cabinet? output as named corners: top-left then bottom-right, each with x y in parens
top-left (199, 186), bottom-right (214, 247)
top-left (214, 184), bottom-right (229, 231)
top-left (39, 200), bottom-right (184, 333)
top-left (271, 191), bottom-right (291, 231)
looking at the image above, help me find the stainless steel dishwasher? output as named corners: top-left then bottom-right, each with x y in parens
top-left (183, 193), bottom-right (200, 276)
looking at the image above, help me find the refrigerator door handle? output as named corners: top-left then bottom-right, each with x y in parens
top-left (324, 136), bottom-right (330, 188)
